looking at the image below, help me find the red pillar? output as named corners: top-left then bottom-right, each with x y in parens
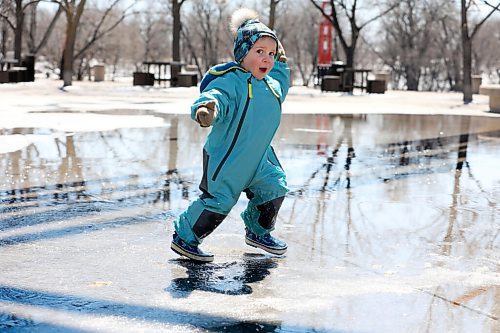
top-left (317, 1), bottom-right (333, 66)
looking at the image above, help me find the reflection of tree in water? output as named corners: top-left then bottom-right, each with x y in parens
top-left (54, 135), bottom-right (87, 201)
top-left (167, 254), bottom-right (278, 297)
top-left (291, 115), bottom-right (359, 197)
top-left (286, 115), bottom-right (361, 257)
top-left (379, 124), bottom-right (484, 181)
top-left (154, 116), bottom-right (189, 205)
top-left (0, 115), bottom-right (206, 241)
top-left (2, 128), bottom-right (38, 206)
top-left (0, 115), bottom-right (198, 211)
top-left (428, 140), bottom-right (496, 332)
top-left (438, 116), bottom-right (498, 258)
top-left (284, 115), bottom-right (498, 260)
top-left (283, 115), bottom-right (498, 328)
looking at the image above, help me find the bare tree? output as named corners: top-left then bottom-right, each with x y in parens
top-left (286, 1), bottom-right (318, 86)
top-left (53, 0), bottom-right (86, 86)
top-left (379, 0), bottom-right (442, 91)
top-left (171, 0), bottom-right (187, 83)
top-left (103, 13), bottom-right (153, 78)
top-left (461, 0), bottom-right (500, 103)
top-left (171, 0), bottom-right (186, 62)
top-left (138, 5), bottom-right (164, 62)
top-left (181, 26), bottom-right (203, 77)
top-left (178, 0), bottom-right (233, 78)
top-left (308, 0), bottom-right (396, 70)
top-left (26, 2), bottom-right (63, 55)
top-left (0, 0), bottom-right (42, 63)
top-left (0, 1), bottom-right (10, 57)
top-left (72, 0), bottom-right (133, 80)
top-left (13, 0), bottom-right (25, 62)
top-left (436, 9), bottom-right (462, 91)
top-left (473, 18), bottom-right (500, 83)
top-left (308, 0), bottom-right (396, 92)
top-left (74, 0), bottom-right (132, 60)
top-left (53, 0), bottom-right (133, 86)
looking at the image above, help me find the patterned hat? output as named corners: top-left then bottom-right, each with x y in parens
top-left (233, 19), bottom-right (278, 62)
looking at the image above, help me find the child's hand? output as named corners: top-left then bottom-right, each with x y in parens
top-left (277, 40), bottom-right (287, 63)
top-left (196, 101), bottom-right (217, 127)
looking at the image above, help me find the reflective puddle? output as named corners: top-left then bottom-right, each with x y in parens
top-left (0, 112), bottom-right (499, 332)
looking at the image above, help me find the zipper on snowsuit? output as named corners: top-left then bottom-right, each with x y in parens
top-left (212, 77), bottom-right (253, 181)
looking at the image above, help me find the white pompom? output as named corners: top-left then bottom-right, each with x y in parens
top-left (230, 8), bottom-right (259, 35)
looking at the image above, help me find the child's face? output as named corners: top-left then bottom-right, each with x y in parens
top-left (241, 36), bottom-right (276, 80)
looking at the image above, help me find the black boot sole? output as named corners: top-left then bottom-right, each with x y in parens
top-left (171, 241), bottom-right (214, 263)
top-left (245, 238), bottom-right (287, 255)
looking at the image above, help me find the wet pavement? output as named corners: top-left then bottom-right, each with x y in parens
top-left (1, 110), bottom-right (499, 332)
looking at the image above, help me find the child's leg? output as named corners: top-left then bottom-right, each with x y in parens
top-left (242, 193), bottom-right (285, 235)
top-left (174, 192), bottom-right (237, 246)
top-left (241, 162), bottom-right (288, 236)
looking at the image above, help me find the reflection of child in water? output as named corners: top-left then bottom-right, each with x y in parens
top-left (171, 8), bottom-right (290, 262)
top-left (169, 255), bottom-right (278, 296)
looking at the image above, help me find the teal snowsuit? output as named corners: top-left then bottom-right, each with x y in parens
top-left (173, 61), bottom-right (290, 246)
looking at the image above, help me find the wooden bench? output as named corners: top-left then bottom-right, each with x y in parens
top-left (479, 85), bottom-right (500, 113)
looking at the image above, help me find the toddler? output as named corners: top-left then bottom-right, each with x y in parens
top-left (171, 8), bottom-right (290, 262)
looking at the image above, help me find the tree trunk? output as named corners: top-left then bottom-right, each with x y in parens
top-left (405, 64), bottom-right (420, 91)
top-left (344, 45), bottom-right (355, 92)
top-left (268, 0), bottom-right (278, 30)
top-left (171, 0), bottom-right (185, 86)
top-left (461, 0), bottom-right (472, 104)
top-left (31, 5), bottom-right (63, 55)
top-left (462, 37), bottom-right (473, 103)
top-left (63, 19), bottom-right (77, 86)
top-left (14, 0), bottom-right (24, 64)
top-left (1, 24), bottom-right (7, 58)
top-left (172, 0), bottom-right (181, 62)
top-left (27, 2), bottom-right (37, 53)
top-left (61, 0), bottom-right (87, 87)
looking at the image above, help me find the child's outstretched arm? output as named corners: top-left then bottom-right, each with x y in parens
top-left (191, 77), bottom-right (236, 127)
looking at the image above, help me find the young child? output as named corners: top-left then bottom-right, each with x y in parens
top-left (171, 8), bottom-right (290, 262)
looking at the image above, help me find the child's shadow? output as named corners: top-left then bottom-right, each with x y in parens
top-left (167, 253), bottom-right (279, 297)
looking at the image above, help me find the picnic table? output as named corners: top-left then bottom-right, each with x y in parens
top-left (134, 61), bottom-right (198, 87)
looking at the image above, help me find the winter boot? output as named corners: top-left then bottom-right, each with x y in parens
top-left (171, 232), bottom-right (214, 263)
top-left (245, 228), bottom-right (287, 255)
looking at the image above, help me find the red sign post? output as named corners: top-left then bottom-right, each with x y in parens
top-left (317, 1), bottom-right (334, 66)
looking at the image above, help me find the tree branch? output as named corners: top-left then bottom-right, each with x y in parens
top-left (33, 3), bottom-right (63, 53)
top-left (22, 0), bottom-right (42, 11)
top-left (309, 0), bottom-right (349, 51)
top-left (75, 2), bottom-right (134, 60)
top-left (359, 33), bottom-right (389, 64)
top-left (483, 0), bottom-right (500, 11)
top-left (471, 1), bottom-right (500, 37)
top-left (91, 0), bottom-right (122, 42)
top-left (359, 3), bottom-right (398, 30)
top-left (0, 12), bottom-right (15, 29)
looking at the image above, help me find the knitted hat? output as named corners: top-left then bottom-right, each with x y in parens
top-left (231, 9), bottom-right (278, 62)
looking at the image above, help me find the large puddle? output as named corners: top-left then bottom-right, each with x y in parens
top-left (1, 112), bottom-right (499, 332)
top-left (1, 113), bottom-right (498, 231)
